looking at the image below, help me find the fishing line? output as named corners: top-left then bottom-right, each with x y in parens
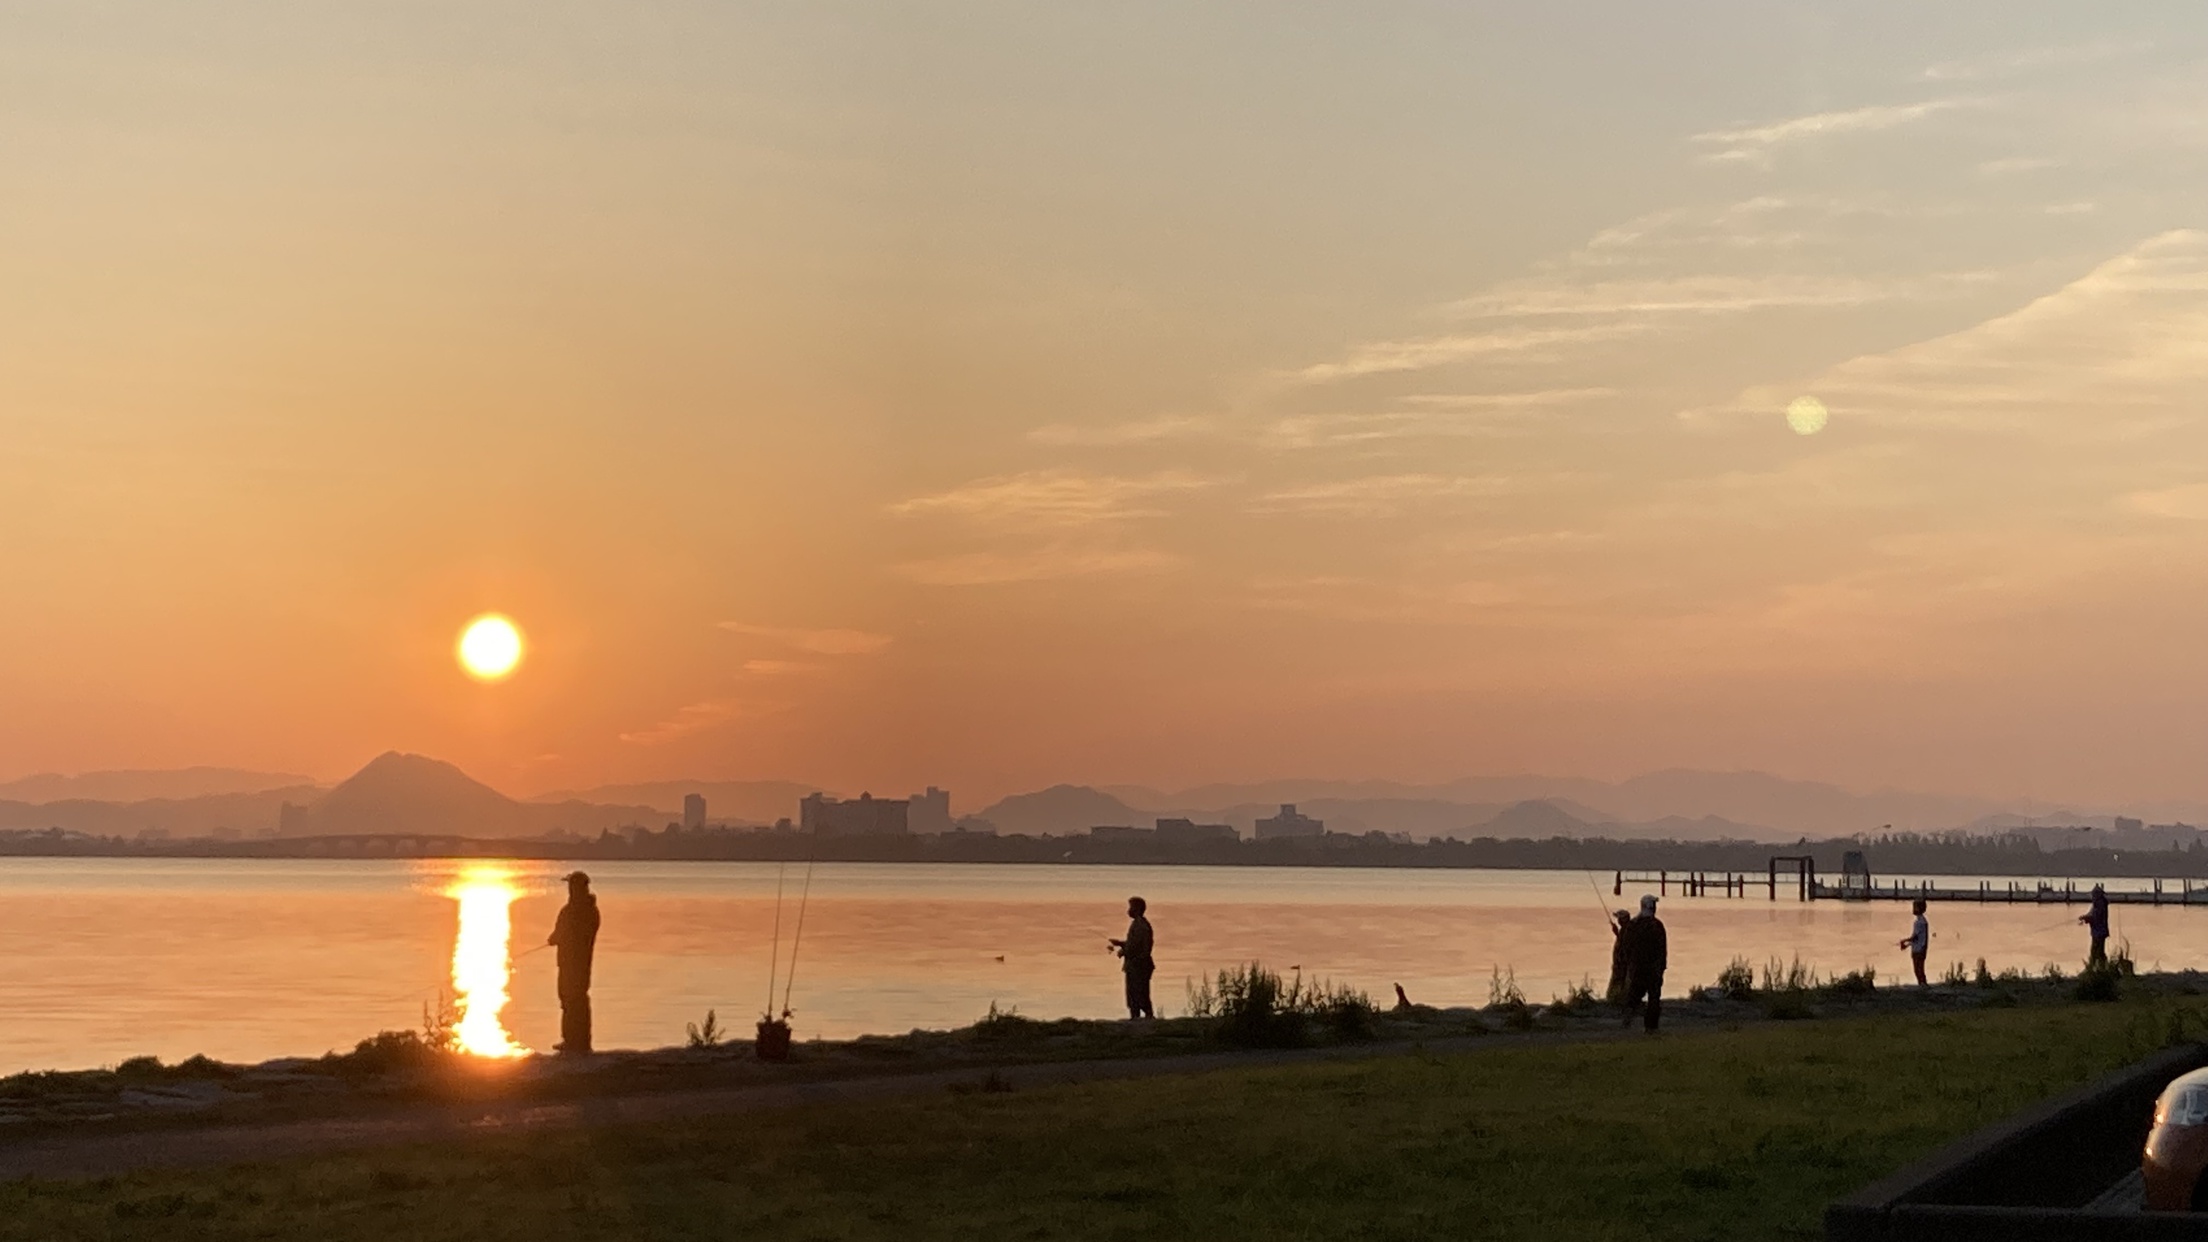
top-left (780, 826), bottom-right (823, 1017)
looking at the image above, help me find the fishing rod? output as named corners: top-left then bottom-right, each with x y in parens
top-left (779, 826), bottom-right (823, 1018)
top-left (1584, 871), bottom-right (1624, 927)
top-left (764, 861), bottom-right (788, 1019)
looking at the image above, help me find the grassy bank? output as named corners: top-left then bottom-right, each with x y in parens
top-left (6, 994), bottom-right (2204, 1242)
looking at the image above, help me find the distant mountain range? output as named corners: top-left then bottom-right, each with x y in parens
top-left (4, 757), bottom-right (2203, 844)
top-left (0, 767), bottom-right (317, 803)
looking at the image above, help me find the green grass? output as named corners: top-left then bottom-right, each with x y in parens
top-left (3, 997), bottom-right (2200, 1242)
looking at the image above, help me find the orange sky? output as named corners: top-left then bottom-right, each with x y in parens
top-left (6, 5), bottom-right (2208, 807)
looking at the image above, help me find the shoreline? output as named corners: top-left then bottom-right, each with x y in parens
top-left (7, 965), bottom-right (2202, 1169)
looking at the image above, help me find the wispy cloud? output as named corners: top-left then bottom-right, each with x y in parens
top-left (619, 699), bottom-right (749, 746)
top-left (1977, 156), bottom-right (2062, 176)
top-left (889, 470), bottom-right (1217, 525)
top-left (1685, 230), bottom-right (2208, 439)
top-left (742, 658), bottom-right (824, 675)
top-left (1692, 100), bottom-right (1963, 165)
top-left (1027, 416), bottom-right (1216, 447)
top-left (2127, 484), bottom-right (2208, 522)
top-left (1294, 323), bottom-right (1648, 384)
top-left (1444, 272), bottom-right (1992, 319)
top-left (716, 622), bottom-right (893, 656)
top-left (1252, 473), bottom-right (1529, 515)
top-left (893, 545), bottom-right (1180, 586)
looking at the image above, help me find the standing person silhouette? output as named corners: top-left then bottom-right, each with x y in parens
top-left (1619, 895), bottom-right (1667, 1033)
top-left (2079, 884), bottom-right (2110, 967)
top-left (548, 871), bottom-right (601, 1054)
top-left (1898, 898), bottom-right (1929, 986)
top-left (1107, 896), bottom-right (1156, 1019)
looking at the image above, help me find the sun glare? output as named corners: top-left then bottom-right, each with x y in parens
top-left (458, 614), bottom-right (524, 681)
top-left (1785, 395), bottom-right (1829, 436)
top-left (447, 872), bottom-right (528, 1057)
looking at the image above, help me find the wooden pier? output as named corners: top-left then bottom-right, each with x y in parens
top-left (1610, 859), bottom-right (2208, 905)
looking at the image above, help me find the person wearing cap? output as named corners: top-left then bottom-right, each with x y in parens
top-left (1619, 894), bottom-right (1667, 1032)
top-left (547, 871), bottom-right (602, 1053)
top-left (2079, 884), bottom-right (2110, 967)
top-left (1106, 896), bottom-right (1156, 1019)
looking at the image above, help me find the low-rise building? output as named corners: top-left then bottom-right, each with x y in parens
top-left (1156, 817), bottom-right (1238, 844)
top-left (1255, 803), bottom-right (1324, 840)
top-left (800, 792), bottom-right (910, 836)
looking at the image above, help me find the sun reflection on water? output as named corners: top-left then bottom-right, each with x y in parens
top-left (447, 870), bottom-right (528, 1057)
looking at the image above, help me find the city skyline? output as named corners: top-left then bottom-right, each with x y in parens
top-left (8, 5), bottom-right (2208, 809)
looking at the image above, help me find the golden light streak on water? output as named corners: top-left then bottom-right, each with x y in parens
top-left (447, 871), bottom-right (529, 1057)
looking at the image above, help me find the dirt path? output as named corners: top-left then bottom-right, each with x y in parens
top-left (0, 1028), bottom-right (1635, 1182)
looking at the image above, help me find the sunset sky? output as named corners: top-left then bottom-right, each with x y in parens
top-left (6, 4), bottom-right (2208, 806)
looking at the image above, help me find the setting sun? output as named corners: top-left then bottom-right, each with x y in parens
top-left (457, 615), bottom-right (524, 682)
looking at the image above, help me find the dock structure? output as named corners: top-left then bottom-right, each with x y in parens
top-left (1609, 859), bottom-right (2208, 905)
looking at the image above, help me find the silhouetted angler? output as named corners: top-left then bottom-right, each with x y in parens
top-left (2080, 884), bottom-right (2110, 967)
top-left (1605, 908), bottom-right (1632, 1003)
top-left (1108, 896), bottom-right (1155, 1019)
top-left (1619, 895), bottom-right (1666, 1033)
top-left (549, 871), bottom-right (601, 1054)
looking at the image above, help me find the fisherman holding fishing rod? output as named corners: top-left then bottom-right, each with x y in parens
top-left (547, 871), bottom-right (601, 1054)
top-left (1106, 896), bottom-right (1156, 1020)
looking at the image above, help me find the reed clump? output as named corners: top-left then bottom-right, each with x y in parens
top-left (1188, 963), bottom-right (1377, 1048)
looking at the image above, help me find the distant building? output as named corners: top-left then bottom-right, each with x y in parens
top-left (1254, 803), bottom-right (1323, 840)
top-left (801, 792), bottom-right (909, 836)
top-left (2115, 816), bottom-right (2145, 834)
top-left (1156, 817), bottom-right (1238, 844)
top-left (909, 787), bottom-right (953, 835)
top-left (1089, 824), bottom-right (1151, 841)
top-left (682, 793), bottom-right (707, 831)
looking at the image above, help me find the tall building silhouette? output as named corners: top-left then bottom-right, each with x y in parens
top-left (909, 787), bottom-right (952, 835)
top-left (682, 793), bottom-right (706, 831)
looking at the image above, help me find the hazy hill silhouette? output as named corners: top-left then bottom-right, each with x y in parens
top-left (0, 788), bottom-right (321, 837)
top-left (302, 752), bottom-right (665, 838)
top-left (308, 752), bottom-right (529, 836)
top-left (974, 784), bottom-right (1151, 836)
top-left (0, 767), bottom-right (319, 804)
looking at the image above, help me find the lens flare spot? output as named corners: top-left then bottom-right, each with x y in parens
top-left (458, 614), bottom-right (524, 681)
top-left (447, 871), bottom-right (528, 1057)
top-left (1785, 395), bottom-right (1829, 436)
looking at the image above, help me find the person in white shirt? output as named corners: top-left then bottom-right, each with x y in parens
top-left (1897, 898), bottom-right (1929, 986)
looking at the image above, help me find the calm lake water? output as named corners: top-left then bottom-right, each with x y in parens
top-left (0, 858), bottom-right (2194, 1074)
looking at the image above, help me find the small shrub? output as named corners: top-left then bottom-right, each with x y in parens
top-left (685, 1009), bottom-right (723, 1048)
top-left (115, 1056), bottom-right (164, 1078)
top-left (1205, 962), bottom-right (1307, 1048)
top-left (1760, 955), bottom-right (1815, 994)
top-left (1940, 961), bottom-right (1969, 986)
top-left (2076, 959), bottom-right (2123, 1003)
top-left (334, 1028), bottom-right (446, 1077)
top-left (2042, 963), bottom-right (2068, 983)
top-left (2113, 939), bottom-right (2139, 978)
top-left (1487, 965), bottom-right (1526, 1009)
top-left (421, 990), bottom-right (459, 1054)
top-left (1552, 977), bottom-right (1600, 1015)
top-left (1715, 958), bottom-right (1755, 1001)
top-left (1828, 968), bottom-right (1876, 997)
top-left (1996, 965), bottom-right (2027, 985)
top-left (1974, 958), bottom-right (1994, 987)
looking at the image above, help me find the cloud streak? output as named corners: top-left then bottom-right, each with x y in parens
top-left (889, 469), bottom-right (1218, 525)
top-left (1692, 100), bottom-right (1963, 164)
